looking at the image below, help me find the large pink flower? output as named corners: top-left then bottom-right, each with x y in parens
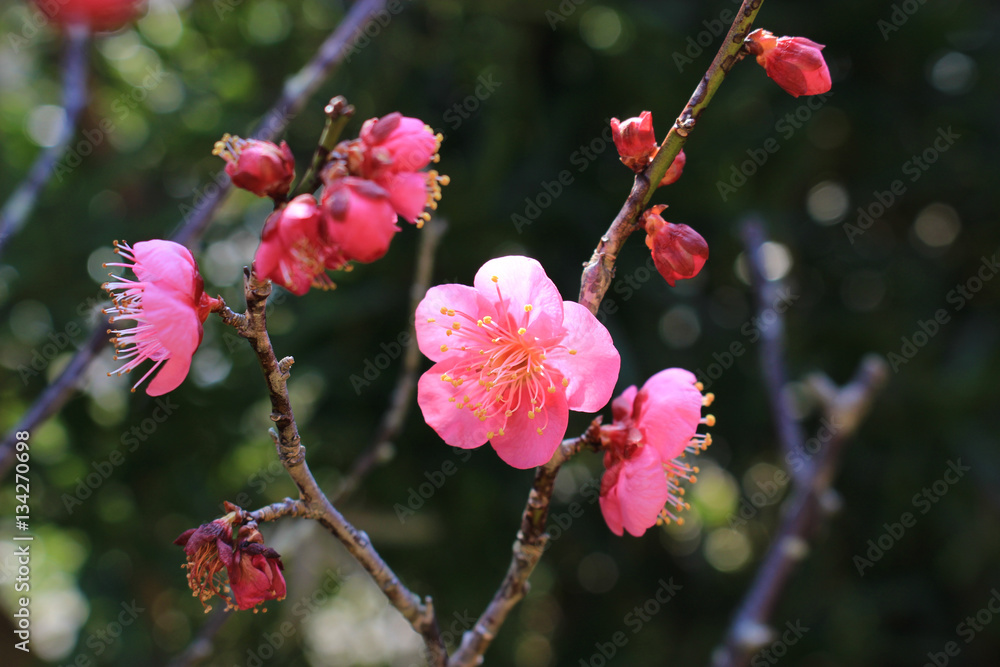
top-left (103, 240), bottom-right (219, 396)
top-left (598, 368), bottom-right (714, 536)
top-left (416, 256), bottom-right (621, 469)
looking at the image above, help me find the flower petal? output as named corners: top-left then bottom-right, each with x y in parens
top-left (548, 301), bottom-right (620, 412)
top-left (473, 256), bottom-right (564, 334)
top-left (615, 445), bottom-right (670, 537)
top-left (417, 363), bottom-right (490, 450)
top-left (414, 283), bottom-right (484, 362)
top-left (489, 386), bottom-right (568, 469)
top-left (635, 368), bottom-right (703, 461)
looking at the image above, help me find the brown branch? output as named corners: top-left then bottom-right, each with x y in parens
top-left (710, 220), bottom-right (889, 667)
top-left (449, 426), bottom-right (599, 667)
top-left (334, 217), bottom-right (448, 502)
top-left (228, 268), bottom-right (447, 666)
top-left (0, 24), bottom-right (90, 258)
top-left (0, 0), bottom-right (390, 480)
top-left (579, 0), bottom-right (763, 314)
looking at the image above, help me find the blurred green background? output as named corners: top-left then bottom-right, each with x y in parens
top-left (1, 0), bottom-right (998, 665)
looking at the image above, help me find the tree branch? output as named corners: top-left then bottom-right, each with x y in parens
top-left (0, 0), bottom-right (390, 479)
top-left (228, 268), bottom-right (447, 666)
top-left (710, 220), bottom-right (889, 667)
top-left (0, 24), bottom-right (90, 258)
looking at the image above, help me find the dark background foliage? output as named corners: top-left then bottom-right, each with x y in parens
top-left (1, 0), bottom-right (998, 665)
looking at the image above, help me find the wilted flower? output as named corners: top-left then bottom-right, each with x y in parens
top-left (213, 134), bottom-right (295, 199)
top-left (746, 29), bottom-right (832, 98)
top-left (611, 111), bottom-right (658, 172)
top-left (415, 256), bottom-right (621, 469)
top-left (642, 205), bottom-right (709, 287)
top-left (103, 240), bottom-right (219, 396)
top-left (598, 369), bottom-right (714, 536)
top-left (226, 524), bottom-right (286, 611)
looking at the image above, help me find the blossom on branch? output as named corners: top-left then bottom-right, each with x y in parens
top-left (320, 176), bottom-right (401, 264)
top-left (255, 194), bottom-right (345, 295)
top-left (33, 0), bottom-right (142, 31)
top-left (746, 29), bottom-right (832, 98)
top-left (214, 134), bottom-right (296, 199)
top-left (598, 369), bottom-right (714, 536)
top-left (103, 240), bottom-right (219, 396)
top-left (415, 256), bottom-right (621, 469)
top-left (642, 205), bottom-right (709, 287)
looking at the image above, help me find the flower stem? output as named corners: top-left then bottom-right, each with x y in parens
top-left (294, 96), bottom-right (356, 197)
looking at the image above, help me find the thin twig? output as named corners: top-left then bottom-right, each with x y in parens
top-left (742, 219), bottom-right (809, 482)
top-left (0, 0), bottom-right (389, 479)
top-left (449, 427), bottom-right (599, 667)
top-left (579, 0), bottom-right (763, 314)
top-left (230, 269), bottom-right (448, 666)
top-left (0, 24), bottom-right (90, 258)
top-left (710, 221), bottom-right (889, 667)
top-left (335, 217), bottom-right (448, 502)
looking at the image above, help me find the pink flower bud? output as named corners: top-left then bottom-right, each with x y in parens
top-left (658, 150), bottom-right (686, 187)
top-left (321, 177), bottom-right (400, 264)
top-left (360, 112), bottom-right (441, 176)
top-left (213, 135), bottom-right (295, 198)
top-left (746, 29), bottom-right (832, 98)
top-left (103, 240), bottom-right (219, 396)
top-left (642, 205), bottom-right (709, 287)
top-left (33, 0), bottom-right (142, 31)
top-left (611, 111), bottom-right (658, 172)
top-left (255, 194), bottom-right (343, 295)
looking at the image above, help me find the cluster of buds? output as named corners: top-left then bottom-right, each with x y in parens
top-left (217, 113), bottom-right (448, 295)
top-left (597, 369), bottom-right (715, 536)
top-left (174, 503), bottom-right (286, 613)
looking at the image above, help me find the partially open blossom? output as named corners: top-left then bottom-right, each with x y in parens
top-left (33, 0), bottom-right (142, 31)
top-left (611, 111), bottom-right (658, 172)
top-left (746, 29), bottom-right (831, 98)
top-left (213, 134), bottom-right (295, 198)
top-left (255, 194), bottom-right (344, 295)
top-left (174, 506), bottom-right (286, 612)
top-left (642, 205), bottom-right (709, 287)
top-left (103, 240), bottom-right (219, 396)
top-left (416, 256), bottom-right (621, 469)
top-left (321, 177), bottom-right (400, 264)
top-left (659, 150), bottom-right (686, 187)
top-left (598, 369), bottom-right (715, 536)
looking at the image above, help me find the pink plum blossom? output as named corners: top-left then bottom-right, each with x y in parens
top-left (598, 368), bottom-right (714, 536)
top-left (642, 205), bottom-right (709, 287)
top-left (416, 256), bottom-right (621, 469)
top-left (611, 111), bottom-right (658, 172)
top-left (321, 177), bottom-right (400, 264)
top-left (103, 240), bottom-right (219, 396)
top-left (213, 134), bottom-right (295, 199)
top-left (255, 194), bottom-right (344, 295)
top-left (746, 29), bottom-right (832, 98)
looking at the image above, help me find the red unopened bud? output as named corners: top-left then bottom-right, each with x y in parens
top-left (213, 135), bottom-right (295, 198)
top-left (642, 205), bottom-right (708, 287)
top-left (611, 111), bottom-right (658, 172)
top-left (658, 150), bottom-right (686, 187)
top-left (746, 29), bottom-right (831, 98)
